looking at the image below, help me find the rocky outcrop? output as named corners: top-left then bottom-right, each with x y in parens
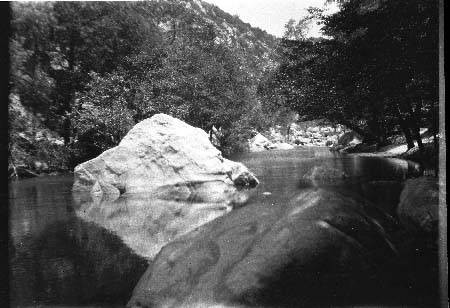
top-left (128, 188), bottom-right (398, 308)
top-left (73, 114), bottom-right (258, 203)
top-left (397, 177), bottom-right (439, 234)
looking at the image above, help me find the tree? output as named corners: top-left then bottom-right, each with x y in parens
top-left (265, 0), bottom-right (438, 150)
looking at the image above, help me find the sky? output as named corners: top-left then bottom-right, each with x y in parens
top-left (202, 0), bottom-right (339, 38)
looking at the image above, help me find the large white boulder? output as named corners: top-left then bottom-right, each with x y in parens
top-left (73, 114), bottom-right (258, 203)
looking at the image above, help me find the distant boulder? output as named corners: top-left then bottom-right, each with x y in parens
top-left (248, 133), bottom-right (275, 152)
top-left (248, 132), bottom-right (296, 151)
top-left (73, 114), bottom-right (259, 204)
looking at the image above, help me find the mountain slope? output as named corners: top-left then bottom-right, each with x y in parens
top-left (150, 0), bottom-right (279, 80)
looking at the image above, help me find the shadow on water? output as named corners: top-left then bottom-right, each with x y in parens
top-left (9, 176), bottom-right (149, 307)
top-left (10, 218), bottom-right (149, 307)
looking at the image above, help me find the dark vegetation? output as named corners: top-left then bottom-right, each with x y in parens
top-left (9, 0), bottom-right (439, 178)
top-left (9, 0), bottom-right (280, 177)
top-left (260, 0), bottom-right (439, 163)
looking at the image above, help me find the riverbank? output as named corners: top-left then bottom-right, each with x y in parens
top-left (336, 140), bottom-right (439, 175)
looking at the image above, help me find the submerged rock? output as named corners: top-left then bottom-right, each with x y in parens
top-left (398, 177), bottom-right (439, 234)
top-left (72, 114), bottom-right (258, 203)
top-left (128, 189), bottom-right (398, 308)
top-left (302, 165), bottom-right (348, 187)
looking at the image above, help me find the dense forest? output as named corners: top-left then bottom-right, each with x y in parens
top-left (9, 0), bottom-right (439, 178)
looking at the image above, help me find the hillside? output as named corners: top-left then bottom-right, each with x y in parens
top-left (149, 0), bottom-right (279, 80)
top-left (9, 0), bottom-right (280, 178)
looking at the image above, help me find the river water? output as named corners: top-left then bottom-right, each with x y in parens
top-left (8, 147), bottom-right (438, 307)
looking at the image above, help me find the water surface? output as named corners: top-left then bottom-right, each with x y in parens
top-left (9, 147), bottom-right (437, 307)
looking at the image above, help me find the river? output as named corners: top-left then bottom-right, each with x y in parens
top-left (8, 147), bottom-right (438, 307)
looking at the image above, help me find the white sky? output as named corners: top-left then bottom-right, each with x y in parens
top-left (202, 0), bottom-right (339, 38)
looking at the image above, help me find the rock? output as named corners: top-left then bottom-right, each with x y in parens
top-left (307, 126), bottom-right (320, 133)
top-left (73, 114), bottom-right (259, 203)
top-left (397, 177), bottom-right (439, 234)
top-left (128, 189), bottom-right (398, 308)
top-left (293, 139), bottom-right (304, 146)
top-left (33, 161), bottom-right (49, 172)
top-left (325, 140), bottom-right (334, 146)
top-left (272, 142), bottom-right (294, 150)
top-left (302, 165), bottom-right (348, 187)
top-left (338, 131), bottom-right (362, 147)
top-left (297, 136), bottom-right (311, 144)
top-left (248, 133), bottom-right (274, 152)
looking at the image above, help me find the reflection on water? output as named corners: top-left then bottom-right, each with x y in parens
top-left (75, 193), bottom-right (235, 260)
top-left (9, 147), bottom-right (431, 306)
top-left (230, 148), bottom-right (420, 213)
top-left (9, 176), bottom-right (148, 307)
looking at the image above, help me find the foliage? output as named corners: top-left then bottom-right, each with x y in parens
top-left (9, 96), bottom-right (70, 177)
top-left (9, 0), bottom-right (281, 177)
top-left (264, 0), bottom-right (438, 150)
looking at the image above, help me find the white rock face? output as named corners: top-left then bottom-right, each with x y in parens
top-left (73, 114), bottom-right (258, 203)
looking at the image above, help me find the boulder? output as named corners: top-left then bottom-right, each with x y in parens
top-left (338, 131), bottom-right (362, 147)
top-left (397, 177), bottom-right (439, 234)
top-left (248, 133), bottom-right (274, 152)
top-left (128, 188), bottom-right (398, 308)
top-left (297, 136), bottom-right (311, 144)
top-left (273, 142), bottom-right (294, 150)
top-left (73, 114), bottom-right (258, 203)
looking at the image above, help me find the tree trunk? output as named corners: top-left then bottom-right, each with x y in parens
top-left (399, 120), bottom-right (415, 150)
top-left (394, 105), bottom-right (415, 149)
top-left (286, 124), bottom-right (291, 142)
top-left (407, 100), bottom-right (425, 152)
top-left (62, 31), bottom-right (77, 146)
top-left (338, 118), bottom-right (375, 142)
top-left (411, 124), bottom-right (424, 151)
